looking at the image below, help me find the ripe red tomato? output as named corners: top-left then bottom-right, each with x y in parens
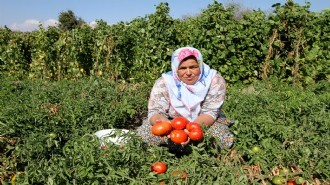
top-left (152, 121), bottom-right (172, 136)
top-left (170, 130), bottom-right (188, 144)
top-left (188, 129), bottom-right (203, 141)
top-left (151, 162), bottom-right (167, 174)
top-left (186, 122), bottom-right (201, 132)
top-left (100, 145), bottom-right (107, 149)
top-left (287, 180), bottom-right (297, 185)
top-left (172, 170), bottom-right (188, 179)
top-left (48, 132), bottom-right (57, 139)
top-left (171, 117), bottom-right (188, 130)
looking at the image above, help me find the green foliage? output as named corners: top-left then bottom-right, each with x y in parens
top-left (0, 76), bottom-right (329, 184)
top-left (225, 78), bottom-right (330, 181)
top-left (0, 2), bottom-right (329, 85)
top-left (58, 10), bottom-right (85, 31)
top-left (0, 29), bottom-right (32, 77)
top-left (1, 2), bottom-right (329, 184)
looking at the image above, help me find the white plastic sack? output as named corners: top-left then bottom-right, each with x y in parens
top-left (94, 129), bottom-right (130, 147)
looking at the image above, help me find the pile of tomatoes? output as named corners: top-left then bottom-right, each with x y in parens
top-left (270, 167), bottom-right (305, 185)
top-left (150, 161), bottom-right (188, 179)
top-left (151, 117), bottom-right (204, 144)
top-left (150, 117), bottom-right (202, 180)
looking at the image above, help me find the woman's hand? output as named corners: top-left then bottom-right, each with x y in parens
top-left (193, 114), bottom-right (215, 126)
top-left (167, 129), bottom-right (191, 146)
top-left (180, 129), bottom-right (191, 146)
top-left (149, 114), bottom-right (170, 125)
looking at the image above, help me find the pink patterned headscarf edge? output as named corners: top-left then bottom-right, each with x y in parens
top-left (178, 48), bottom-right (199, 63)
top-left (171, 47), bottom-right (203, 81)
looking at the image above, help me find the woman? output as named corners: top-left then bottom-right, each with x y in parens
top-left (136, 46), bottom-right (233, 150)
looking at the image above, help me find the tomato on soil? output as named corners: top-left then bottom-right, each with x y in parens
top-left (151, 162), bottom-right (167, 174)
top-left (295, 177), bottom-right (304, 185)
top-left (172, 170), bottom-right (188, 179)
top-left (287, 180), bottom-right (297, 185)
top-left (251, 146), bottom-right (261, 153)
top-left (152, 121), bottom-right (172, 136)
top-left (48, 132), bottom-right (57, 139)
top-left (186, 122), bottom-right (201, 132)
top-left (100, 145), bottom-right (107, 149)
top-left (170, 130), bottom-right (188, 144)
top-left (272, 176), bottom-right (285, 185)
top-left (171, 117), bottom-right (188, 130)
top-left (188, 129), bottom-right (203, 141)
top-left (279, 167), bottom-right (290, 175)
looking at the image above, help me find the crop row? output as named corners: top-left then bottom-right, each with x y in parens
top-left (1, 1), bottom-right (329, 85)
top-left (0, 76), bottom-right (329, 184)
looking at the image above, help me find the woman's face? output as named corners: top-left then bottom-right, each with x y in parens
top-left (177, 58), bottom-right (201, 85)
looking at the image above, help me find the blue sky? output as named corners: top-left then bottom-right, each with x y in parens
top-left (0, 0), bottom-right (329, 31)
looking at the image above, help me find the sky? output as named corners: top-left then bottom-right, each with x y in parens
top-left (0, 0), bottom-right (329, 32)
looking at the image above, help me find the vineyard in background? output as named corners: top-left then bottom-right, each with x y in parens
top-left (0, 1), bottom-right (329, 85)
top-left (0, 1), bottom-right (330, 184)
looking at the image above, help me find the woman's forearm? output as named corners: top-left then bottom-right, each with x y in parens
top-left (149, 114), bottom-right (170, 125)
top-left (193, 114), bottom-right (215, 126)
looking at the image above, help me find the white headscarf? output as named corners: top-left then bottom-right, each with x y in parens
top-left (162, 47), bottom-right (217, 121)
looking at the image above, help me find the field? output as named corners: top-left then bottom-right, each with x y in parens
top-left (1, 1), bottom-right (329, 184)
top-left (1, 76), bottom-right (329, 184)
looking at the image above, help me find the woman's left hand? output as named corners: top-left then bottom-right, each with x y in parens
top-left (179, 129), bottom-right (190, 146)
top-left (167, 131), bottom-right (191, 146)
top-left (180, 136), bottom-right (190, 146)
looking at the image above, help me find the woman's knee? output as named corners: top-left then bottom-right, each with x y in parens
top-left (136, 119), bottom-right (167, 145)
top-left (207, 122), bottom-right (234, 149)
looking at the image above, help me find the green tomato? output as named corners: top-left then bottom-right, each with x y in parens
top-left (300, 147), bottom-right (311, 156)
top-left (279, 167), bottom-right (290, 175)
top-left (295, 177), bottom-right (305, 184)
top-left (271, 176), bottom-right (285, 185)
top-left (48, 132), bottom-right (57, 139)
top-left (251, 146), bottom-right (261, 153)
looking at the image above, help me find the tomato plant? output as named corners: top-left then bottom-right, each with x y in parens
top-left (170, 130), bottom-right (188, 144)
top-left (295, 177), bottom-right (304, 184)
top-left (251, 146), bottom-right (261, 153)
top-left (279, 167), bottom-right (290, 175)
top-left (287, 180), bottom-right (297, 185)
top-left (188, 129), bottom-right (203, 141)
top-left (172, 170), bottom-right (187, 179)
top-left (151, 162), bottom-right (167, 174)
top-left (171, 117), bottom-right (188, 130)
top-left (152, 121), bottom-right (172, 136)
top-left (186, 122), bottom-right (201, 132)
top-left (48, 132), bottom-right (57, 139)
top-left (11, 174), bottom-right (17, 184)
top-left (100, 145), bottom-right (107, 149)
top-left (272, 176), bottom-right (285, 185)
